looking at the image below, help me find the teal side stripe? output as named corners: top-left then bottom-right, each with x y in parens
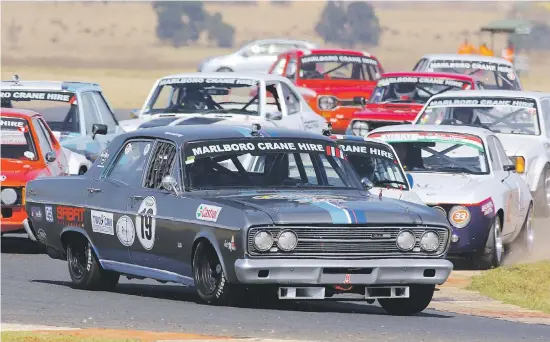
top-left (313, 201), bottom-right (351, 224)
top-left (232, 127), bottom-right (251, 136)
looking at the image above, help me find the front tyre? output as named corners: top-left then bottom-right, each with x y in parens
top-left (378, 284), bottom-right (435, 316)
top-left (193, 241), bottom-right (242, 305)
top-left (534, 164), bottom-right (550, 217)
top-left (67, 238), bottom-right (119, 290)
top-left (514, 202), bottom-right (534, 255)
top-left (474, 215), bottom-right (504, 270)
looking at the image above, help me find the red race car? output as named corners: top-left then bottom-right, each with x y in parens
top-left (345, 72), bottom-right (478, 137)
top-left (1, 108), bottom-right (69, 234)
top-left (268, 48), bottom-right (384, 133)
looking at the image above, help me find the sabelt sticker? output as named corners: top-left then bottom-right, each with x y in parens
top-left (125, 143), bottom-right (132, 155)
top-left (135, 196), bottom-right (157, 250)
top-left (91, 210), bottom-right (114, 235)
top-left (116, 215), bottom-right (136, 247)
top-left (481, 199), bottom-right (495, 217)
top-left (196, 204), bottom-right (222, 222)
top-left (143, 143), bottom-right (151, 156)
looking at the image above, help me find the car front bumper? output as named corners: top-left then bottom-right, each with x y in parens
top-left (1, 206), bottom-right (28, 233)
top-left (234, 258), bottom-right (453, 285)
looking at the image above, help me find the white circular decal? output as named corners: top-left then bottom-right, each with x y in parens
top-left (24, 151), bottom-right (35, 159)
top-left (116, 215), bottom-right (135, 247)
top-left (135, 196), bottom-right (156, 250)
top-left (125, 143), bottom-right (132, 155)
top-left (143, 143), bottom-right (151, 156)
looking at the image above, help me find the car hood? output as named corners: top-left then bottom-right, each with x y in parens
top-left (211, 190), bottom-right (444, 226)
top-left (374, 187), bottom-right (426, 205)
top-left (0, 159), bottom-right (45, 185)
top-left (353, 103), bottom-right (423, 121)
top-left (410, 173), bottom-right (484, 204)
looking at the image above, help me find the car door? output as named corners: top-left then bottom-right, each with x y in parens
top-left (85, 138), bottom-right (154, 264)
top-left (489, 136), bottom-right (521, 235)
top-left (126, 140), bottom-right (191, 280)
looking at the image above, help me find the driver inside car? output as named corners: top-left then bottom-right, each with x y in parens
top-left (347, 155), bottom-right (377, 182)
top-left (393, 83), bottom-right (417, 102)
top-left (300, 63), bottom-right (323, 79)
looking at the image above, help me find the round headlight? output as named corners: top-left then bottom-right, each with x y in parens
top-left (253, 231), bottom-right (274, 251)
top-left (432, 206), bottom-right (447, 218)
top-left (1, 188), bottom-right (17, 205)
top-left (351, 120), bottom-right (370, 137)
top-left (420, 231), bottom-right (440, 252)
top-left (277, 230), bottom-right (298, 251)
top-left (448, 205), bottom-right (471, 229)
top-left (396, 230), bottom-right (416, 251)
top-left (318, 96), bottom-right (337, 110)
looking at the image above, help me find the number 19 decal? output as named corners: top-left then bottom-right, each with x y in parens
top-left (135, 196), bottom-right (157, 250)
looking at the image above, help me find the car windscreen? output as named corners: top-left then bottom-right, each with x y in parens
top-left (368, 131), bottom-right (489, 175)
top-left (298, 54), bottom-right (380, 81)
top-left (183, 138), bottom-right (361, 190)
top-left (144, 77), bottom-right (261, 116)
top-left (0, 116), bottom-right (38, 161)
top-left (369, 76), bottom-right (472, 104)
top-left (417, 97), bottom-right (540, 136)
top-left (338, 141), bottom-right (409, 190)
top-left (0, 90), bottom-right (79, 133)
top-left (426, 60), bottom-right (520, 90)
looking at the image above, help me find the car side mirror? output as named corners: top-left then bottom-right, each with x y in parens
top-left (266, 111), bottom-right (282, 121)
top-left (353, 96), bottom-right (367, 108)
top-left (406, 173), bottom-right (414, 187)
top-left (504, 164), bottom-right (516, 172)
top-left (161, 175), bottom-right (181, 196)
top-left (360, 177), bottom-right (374, 191)
top-left (130, 109), bottom-right (141, 119)
top-left (92, 124), bottom-right (108, 139)
top-left (45, 151), bottom-right (56, 163)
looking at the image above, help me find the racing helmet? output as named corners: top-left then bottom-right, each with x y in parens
top-left (393, 83), bottom-right (417, 101)
top-left (182, 88), bottom-right (207, 110)
top-left (347, 155), bottom-right (375, 181)
top-left (452, 107), bottom-right (476, 124)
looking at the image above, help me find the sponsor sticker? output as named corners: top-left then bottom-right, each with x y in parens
top-left (125, 143), bottom-right (132, 155)
top-left (30, 207), bottom-right (43, 221)
top-left (116, 215), bottom-right (136, 247)
top-left (300, 54), bottom-right (378, 66)
top-left (196, 204), bottom-right (222, 222)
top-left (143, 143), bottom-right (151, 156)
top-left (99, 149), bottom-right (109, 164)
top-left (481, 199), bottom-right (495, 217)
top-left (0, 91), bottom-right (73, 102)
top-left (91, 210), bottom-right (114, 235)
top-left (343, 274), bottom-right (351, 284)
top-left (427, 97), bottom-right (536, 108)
top-left (224, 236), bottom-right (236, 252)
top-left (189, 140), bottom-right (327, 157)
top-left (159, 77), bottom-right (258, 86)
top-left (45, 205), bottom-right (54, 223)
top-left (56, 206), bottom-right (85, 227)
top-left (339, 143), bottom-right (394, 160)
top-left (37, 229), bottom-right (47, 241)
top-left (135, 196), bottom-right (157, 250)
top-left (252, 193), bottom-right (348, 204)
top-left (377, 76), bottom-right (465, 88)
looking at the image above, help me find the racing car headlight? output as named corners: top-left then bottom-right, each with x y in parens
top-left (396, 230), bottom-right (416, 251)
top-left (0, 188), bottom-right (17, 205)
top-left (277, 230), bottom-right (298, 251)
top-left (351, 120), bottom-right (369, 137)
top-left (420, 231), bottom-right (440, 252)
top-left (318, 96), bottom-right (338, 110)
top-left (448, 205), bottom-right (471, 229)
top-left (253, 231), bottom-right (274, 251)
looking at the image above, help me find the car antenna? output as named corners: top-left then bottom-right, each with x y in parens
top-left (322, 122), bottom-right (332, 136)
top-left (251, 123), bottom-right (262, 136)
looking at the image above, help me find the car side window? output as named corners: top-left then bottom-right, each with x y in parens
top-left (32, 118), bottom-right (54, 157)
top-left (280, 82), bottom-right (300, 115)
top-left (541, 99), bottom-right (550, 137)
top-left (413, 58), bottom-right (427, 71)
top-left (247, 43), bottom-right (270, 57)
top-left (107, 140), bottom-right (153, 187)
top-left (91, 92), bottom-right (117, 133)
top-left (272, 43), bottom-right (296, 55)
top-left (36, 118), bottom-right (56, 150)
top-left (143, 141), bottom-right (177, 189)
top-left (81, 92), bottom-right (102, 135)
top-left (486, 136), bottom-right (501, 171)
top-left (492, 136), bottom-right (513, 168)
top-left (271, 57), bottom-right (287, 75)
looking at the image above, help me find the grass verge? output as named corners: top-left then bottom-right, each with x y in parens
top-left (468, 261), bottom-right (550, 314)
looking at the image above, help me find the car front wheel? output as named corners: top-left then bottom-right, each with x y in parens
top-left (67, 238), bottom-right (119, 290)
top-left (534, 164), bottom-right (550, 217)
top-left (378, 284), bottom-right (435, 316)
top-left (474, 215), bottom-right (503, 269)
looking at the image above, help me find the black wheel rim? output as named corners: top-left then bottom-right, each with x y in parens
top-left (69, 241), bottom-right (89, 280)
top-left (195, 247), bottom-right (222, 296)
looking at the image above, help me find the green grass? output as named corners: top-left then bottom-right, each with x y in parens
top-left (468, 261), bottom-right (550, 314)
top-left (1, 331), bottom-right (138, 342)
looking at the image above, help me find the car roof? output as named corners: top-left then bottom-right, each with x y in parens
top-left (427, 89), bottom-right (550, 100)
top-left (125, 125), bottom-right (335, 145)
top-left (369, 123), bottom-right (494, 138)
top-left (158, 72), bottom-right (293, 83)
top-left (420, 53), bottom-right (513, 66)
top-left (0, 108), bottom-right (41, 119)
top-left (1, 79), bottom-right (101, 92)
top-left (380, 71), bottom-right (476, 81)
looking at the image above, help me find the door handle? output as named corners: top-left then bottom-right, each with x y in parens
top-left (131, 195), bottom-right (144, 200)
top-left (87, 188), bottom-right (102, 193)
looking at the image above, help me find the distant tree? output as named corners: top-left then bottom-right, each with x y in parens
top-left (315, 1), bottom-right (381, 48)
top-left (153, 1), bottom-right (235, 48)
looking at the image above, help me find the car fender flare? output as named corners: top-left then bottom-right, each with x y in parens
top-left (528, 158), bottom-right (550, 192)
top-left (60, 227), bottom-right (103, 267)
top-left (192, 231), bottom-right (233, 282)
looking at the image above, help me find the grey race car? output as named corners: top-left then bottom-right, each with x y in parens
top-left (23, 124), bottom-right (453, 315)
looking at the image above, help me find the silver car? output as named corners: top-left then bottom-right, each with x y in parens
top-left (197, 38), bottom-right (317, 73)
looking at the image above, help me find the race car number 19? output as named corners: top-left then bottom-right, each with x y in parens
top-left (135, 196), bottom-right (157, 250)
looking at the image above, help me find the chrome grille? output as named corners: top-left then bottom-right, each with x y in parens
top-left (247, 225), bottom-right (450, 259)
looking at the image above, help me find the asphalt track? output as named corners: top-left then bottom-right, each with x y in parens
top-left (2, 233), bottom-right (550, 342)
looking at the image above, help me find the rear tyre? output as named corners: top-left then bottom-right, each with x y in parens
top-left (192, 241), bottom-right (242, 305)
top-left (378, 284), bottom-right (435, 316)
top-left (534, 164), bottom-right (550, 217)
top-left (67, 238), bottom-right (119, 290)
top-left (474, 215), bottom-right (503, 270)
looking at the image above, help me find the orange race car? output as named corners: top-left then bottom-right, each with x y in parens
top-left (1, 108), bottom-right (69, 234)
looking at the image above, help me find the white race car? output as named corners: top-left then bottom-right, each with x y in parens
top-left (368, 124), bottom-right (533, 269)
top-left (119, 72), bottom-right (326, 133)
top-left (413, 90), bottom-right (550, 216)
